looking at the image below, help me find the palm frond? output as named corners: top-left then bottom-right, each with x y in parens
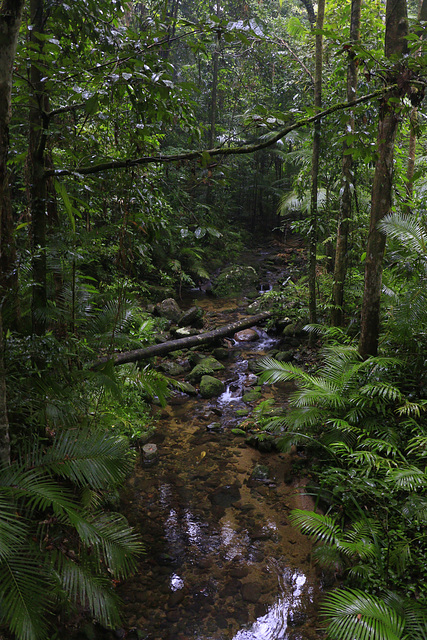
top-left (70, 511), bottom-right (143, 578)
top-left (288, 510), bottom-right (340, 545)
top-left (257, 357), bottom-right (313, 385)
top-left (0, 495), bottom-right (28, 558)
top-left (322, 589), bottom-right (405, 640)
top-left (379, 212), bottom-right (427, 258)
top-left (386, 466), bottom-right (426, 491)
top-left (383, 592), bottom-right (427, 640)
top-left (0, 553), bottom-right (53, 640)
top-left (53, 554), bottom-right (121, 629)
top-left (40, 430), bottom-right (136, 489)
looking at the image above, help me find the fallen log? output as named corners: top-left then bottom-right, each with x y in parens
top-left (91, 310), bottom-right (273, 368)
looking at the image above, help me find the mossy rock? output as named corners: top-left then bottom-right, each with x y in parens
top-left (275, 350), bottom-right (293, 362)
top-left (235, 408), bottom-right (250, 417)
top-left (212, 347), bottom-right (230, 360)
top-left (212, 265), bottom-right (258, 297)
top-left (242, 390), bottom-right (262, 402)
top-left (186, 357), bottom-right (225, 383)
top-left (200, 375), bottom-right (224, 398)
top-left (179, 381), bottom-right (197, 396)
top-left (158, 361), bottom-right (185, 376)
top-left (282, 321), bottom-right (307, 337)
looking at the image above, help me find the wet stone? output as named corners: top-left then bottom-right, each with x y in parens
top-left (168, 589), bottom-right (186, 607)
top-left (287, 608), bottom-right (308, 627)
top-left (209, 484), bottom-right (241, 507)
top-left (241, 581), bottom-right (261, 603)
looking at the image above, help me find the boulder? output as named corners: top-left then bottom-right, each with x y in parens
top-left (200, 375), bottom-right (224, 398)
top-left (178, 306), bottom-right (204, 327)
top-left (179, 381), bottom-right (197, 396)
top-left (186, 357), bottom-right (225, 383)
top-left (275, 350), bottom-right (293, 362)
top-left (156, 298), bottom-right (182, 322)
top-left (158, 361), bottom-right (185, 376)
top-left (242, 390), bottom-right (262, 402)
top-left (234, 328), bottom-right (258, 342)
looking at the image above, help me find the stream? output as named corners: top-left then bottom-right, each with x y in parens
top-left (77, 242), bottom-right (327, 640)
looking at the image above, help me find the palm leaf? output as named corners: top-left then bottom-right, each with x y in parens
top-left (70, 511), bottom-right (143, 578)
top-left (53, 554), bottom-right (121, 629)
top-left (322, 589), bottom-right (405, 640)
top-left (386, 466), bottom-right (427, 491)
top-left (0, 553), bottom-right (53, 640)
top-left (40, 430), bottom-right (136, 489)
top-left (288, 510), bottom-right (341, 545)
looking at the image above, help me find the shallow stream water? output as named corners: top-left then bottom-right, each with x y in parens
top-left (112, 257), bottom-right (326, 640)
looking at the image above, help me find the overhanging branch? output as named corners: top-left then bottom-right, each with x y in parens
top-left (46, 85), bottom-right (399, 178)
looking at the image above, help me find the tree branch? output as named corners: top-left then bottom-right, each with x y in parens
top-left (46, 85), bottom-right (402, 178)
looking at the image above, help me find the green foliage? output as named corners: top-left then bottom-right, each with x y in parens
top-left (258, 345), bottom-right (427, 636)
top-left (0, 430), bottom-right (142, 640)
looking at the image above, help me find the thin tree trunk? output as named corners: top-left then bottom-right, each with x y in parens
top-left (308, 0), bottom-right (325, 327)
top-left (29, 0), bottom-right (48, 335)
top-left (0, 0), bottom-right (26, 465)
top-left (331, 0), bottom-right (361, 326)
top-left (358, 0), bottom-right (408, 358)
top-left (405, 0), bottom-right (426, 208)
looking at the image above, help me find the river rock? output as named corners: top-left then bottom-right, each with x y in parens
top-left (158, 361), bottom-right (185, 376)
top-left (178, 306), bottom-right (204, 327)
top-left (212, 347), bottom-right (229, 360)
top-left (156, 298), bottom-right (182, 322)
top-left (282, 321), bottom-right (307, 337)
top-left (241, 582), bottom-right (261, 603)
top-left (242, 390), bottom-right (262, 402)
top-left (212, 265), bottom-right (258, 297)
top-left (209, 484), bottom-right (241, 507)
top-left (275, 350), bottom-right (293, 362)
top-left (234, 328), bottom-right (258, 342)
top-left (200, 375), bottom-right (224, 398)
top-left (178, 381), bottom-right (197, 395)
top-left (186, 357), bottom-right (225, 383)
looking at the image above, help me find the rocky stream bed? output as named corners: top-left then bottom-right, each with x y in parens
top-left (73, 240), bottom-right (330, 640)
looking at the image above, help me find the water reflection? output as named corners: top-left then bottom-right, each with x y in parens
top-left (233, 570), bottom-right (307, 640)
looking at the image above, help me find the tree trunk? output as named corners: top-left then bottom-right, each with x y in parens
top-left (308, 0), bottom-right (325, 327)
top-left (29, 0), bottom-right (48, 335)
top-left (91, 311), bottom-right (272, 368)
top-left (358, 0), bottom-right (408, 358)
top-left (405, 0), bottom-right (426, 208)
top-left (331, 0), bottom-right (361, 326)
top-left (0, 0), bottom-right (26, 465)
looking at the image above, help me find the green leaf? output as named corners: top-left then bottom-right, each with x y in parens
top-left (322, 589), bottom-right (405, 640)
